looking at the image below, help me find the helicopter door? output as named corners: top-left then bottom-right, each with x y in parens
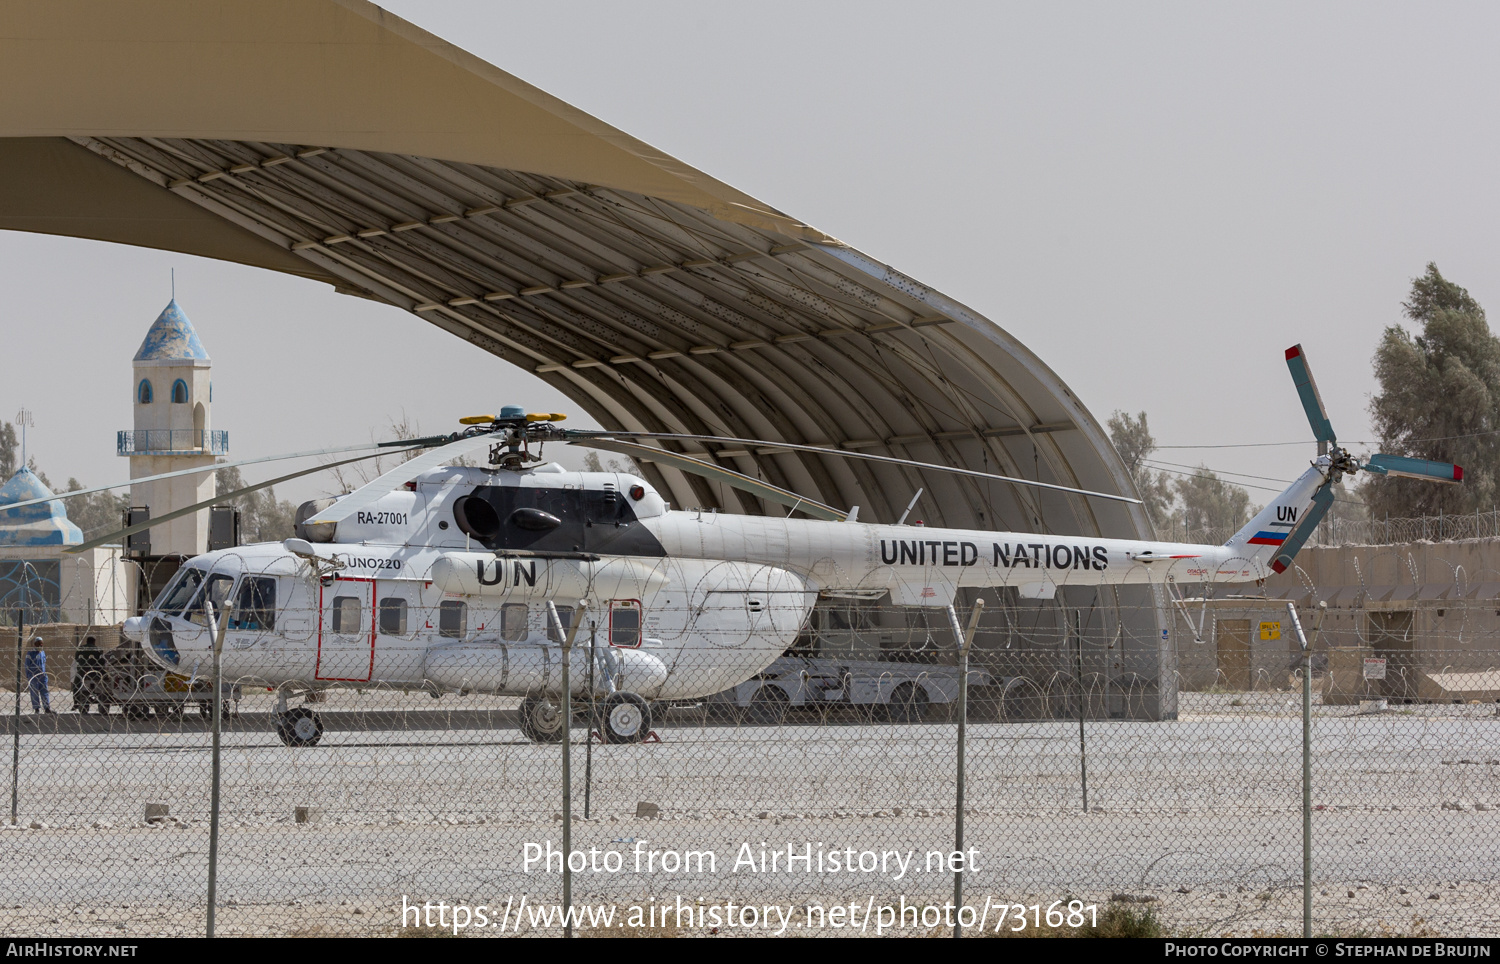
top-left (316, 577), bottom-right (375, 682)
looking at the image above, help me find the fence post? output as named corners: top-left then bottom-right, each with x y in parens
top-left (1287, 600), bottom-right (1325, 938)
top-left (205, 601), bottom-right (231, 939)
top-left (548, 603), bottom-right (585, 938)
top-left (584, 621), bottom-right (596, 821)
top-left (10, 613), bottom-right (20, 826)
top-left (1075, 610), bottom-right (1088, 813)
top-left (946, 599), bottom-right (984, 938)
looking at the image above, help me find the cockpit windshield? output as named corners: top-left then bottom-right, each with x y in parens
top-left (154, 567), bottom-right (205, 616)
top-left (184, 574), bottom-right (236, 627)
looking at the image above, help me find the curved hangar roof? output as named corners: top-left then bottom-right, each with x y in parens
top-left (0, 0), bottom-right (1147, 541)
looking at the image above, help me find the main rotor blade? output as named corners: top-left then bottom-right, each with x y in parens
top-left (0, 439), bottom-right (423, 514)
top-left (64, 448), bottom-right (418, 555)
top-left (1364, 453), bottom-right (1464, 484)
top-left (1284, 345), bottom-right (1337, 446)
top-left (569, 431), bottom-right (1143, 505)
top-left (1268, 484), bottom-right (1336, 574)
top-left (577, 438), bottom-right (848, 521)
top-left (304, 433), bottom-right (503, 525)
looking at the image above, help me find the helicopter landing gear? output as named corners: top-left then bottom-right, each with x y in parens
top-left (518, 695), bottom-right (566, 743)
top-left (275, 706), bottom-right (324, 747)
top-left (598, 692), bottom-right (651, 744)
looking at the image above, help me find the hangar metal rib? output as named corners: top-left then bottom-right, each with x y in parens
top-left (70, 133), bottom-right (1141, 541)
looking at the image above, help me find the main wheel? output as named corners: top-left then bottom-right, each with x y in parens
top-left (741, 685), bottom-right (789, 726)
top-left (518, 696), bottom-right (566, 743)
top-left (275, 707), bottom-right (324, 747)
top-left (599, 692), bottom-right (651, 744)
top-left (886, 682), bottom-right (930, 723)
top-left (124, 704), bottom-right (151, 721)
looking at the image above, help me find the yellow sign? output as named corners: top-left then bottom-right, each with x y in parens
top-left (1259, 621), bottom-right (1282, 641)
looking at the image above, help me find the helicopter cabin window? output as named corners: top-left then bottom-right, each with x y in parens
top-left (186, 574), bottom-right (235, 627)
top-left (610, 600), bottom-right (642, 648)
top-left (546, 606), bottom-right (574, 643)
top-left (229, 577), bottom-right (277, 631)
top-left (439, 600), bottom-right (467, 639)
top-left (378, 598), bottom-right (408, 636)
top-left (332, 596), bottom-right (362, 634)
top-left (137, 380), bottom-right (153, 404)
top-left (171, 379), bottom-right (189, 404)
top-left (153, 567), bottom-right (202, 615)
top-left (501, 603), bottom-right (528, 641)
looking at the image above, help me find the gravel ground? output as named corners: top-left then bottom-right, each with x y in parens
top-left (1, 690), bottom-right (1496, 937)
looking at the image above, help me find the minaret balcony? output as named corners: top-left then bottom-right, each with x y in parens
top-left (117, 430), bottom-right (229, 456)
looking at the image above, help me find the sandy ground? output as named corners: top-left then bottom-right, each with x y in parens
top-left (0, 690), bottom-right (1495, 937)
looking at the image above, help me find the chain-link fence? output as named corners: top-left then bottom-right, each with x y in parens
top-left (1161, 506), bottom-right (1500, 549)
top-left (2, 551), bottom-right (1497, 939)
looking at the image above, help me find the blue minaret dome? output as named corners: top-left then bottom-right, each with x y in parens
top-left (134, 299), bottom-right (210, 362)
top-left (0, 467), bottom-right (83, 546)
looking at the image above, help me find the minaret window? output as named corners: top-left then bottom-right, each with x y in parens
top-left (171, 379), bottom-right (189, 404)
top-left (137, 380), bottom-right (153, 404)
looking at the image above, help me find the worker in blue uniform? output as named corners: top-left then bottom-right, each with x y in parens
top-left (24, 636), bottom-right (51, 714)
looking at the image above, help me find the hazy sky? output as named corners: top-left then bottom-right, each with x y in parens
top-left (4, 1), bottom-right (1499, 511)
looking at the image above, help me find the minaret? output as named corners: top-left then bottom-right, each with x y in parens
top-left (120, 300), bottom-right (226, 558)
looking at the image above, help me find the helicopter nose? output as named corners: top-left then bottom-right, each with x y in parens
top-left (122, 616), bottom-right (146, 643)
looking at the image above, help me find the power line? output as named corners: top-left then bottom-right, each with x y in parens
top-left (1141, 459), bottom-right (1364, 505)
top-left (1158, 426), bottom-right (1500, 450)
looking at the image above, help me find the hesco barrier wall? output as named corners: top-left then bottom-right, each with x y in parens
top-left (1, 553), bottom-right (1497, 938)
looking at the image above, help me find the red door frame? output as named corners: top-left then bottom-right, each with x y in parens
top-left (610, 598), bottom-right (643, 648)
top-left (315, 577), bottom-right (376, 682)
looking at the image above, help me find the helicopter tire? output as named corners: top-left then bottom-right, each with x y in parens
top-left (124, 704), bottom-right (151, 722)
top-left (275, 707), bottom-right (324, 747)
top-left (885, 682), bottom-right (930, 724)
top-left (599, 692), bottom-right (651, 744)
top-left (741, 685), bottom-right (789, 726)
top-left (518, 696), bottom-right (566, 743)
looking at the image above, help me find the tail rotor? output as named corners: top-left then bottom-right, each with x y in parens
top-left (1268, 344), bottom-right (1463, 573)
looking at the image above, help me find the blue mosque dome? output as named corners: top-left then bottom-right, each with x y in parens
top-left (0, 467), bottom-right (83, 546)
top-left (134, 299), bottom-right (210, 363)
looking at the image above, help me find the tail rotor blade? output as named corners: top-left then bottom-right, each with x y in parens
top-left (1285, 345), bottom-right (1337, 448)
top-left (1268, 485), bottom-right (1335, 574)
top-left (1364, 453), bottom-right (1464, 484)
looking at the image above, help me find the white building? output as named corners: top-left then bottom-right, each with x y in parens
top-left (0, 467), bottom-right (129, 626)
top-left (119, 299), bottom-right (227, 558)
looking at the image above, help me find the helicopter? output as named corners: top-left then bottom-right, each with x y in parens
top-left (22, 344), bottom-right (1458, 747)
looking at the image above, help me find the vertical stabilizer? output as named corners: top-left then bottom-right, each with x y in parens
top-left (1222, 461), bottom-right (1329, 568)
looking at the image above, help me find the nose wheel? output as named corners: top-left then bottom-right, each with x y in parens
top-left (275, 706), bottom-right (324, 747)
top-left (599, 692), bottom-right (652, 744)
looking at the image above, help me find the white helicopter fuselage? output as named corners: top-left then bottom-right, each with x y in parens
top-left (127, 459), bottom-right (1327, 701)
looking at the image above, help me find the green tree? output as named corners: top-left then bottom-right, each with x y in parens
top-left (1107, 411), bottom-right (1174, 530)
top-left (215, 464), bottom-right (298, 543)
top-left (62, 478), bottom-right (130, 542)
top-left (1367, 263), bottom-right (1500, 518)
top-left (1173, 466), bottom-right (1253, 535)
top-left (0, 422), bottom-right (15, 478)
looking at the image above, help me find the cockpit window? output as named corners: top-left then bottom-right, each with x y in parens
top-left (185, 574), bottom-right (235, 627)
top-left (155, 568), bottom-right (205, 617)
top-left (230, 577), bottom-right (277, 631)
